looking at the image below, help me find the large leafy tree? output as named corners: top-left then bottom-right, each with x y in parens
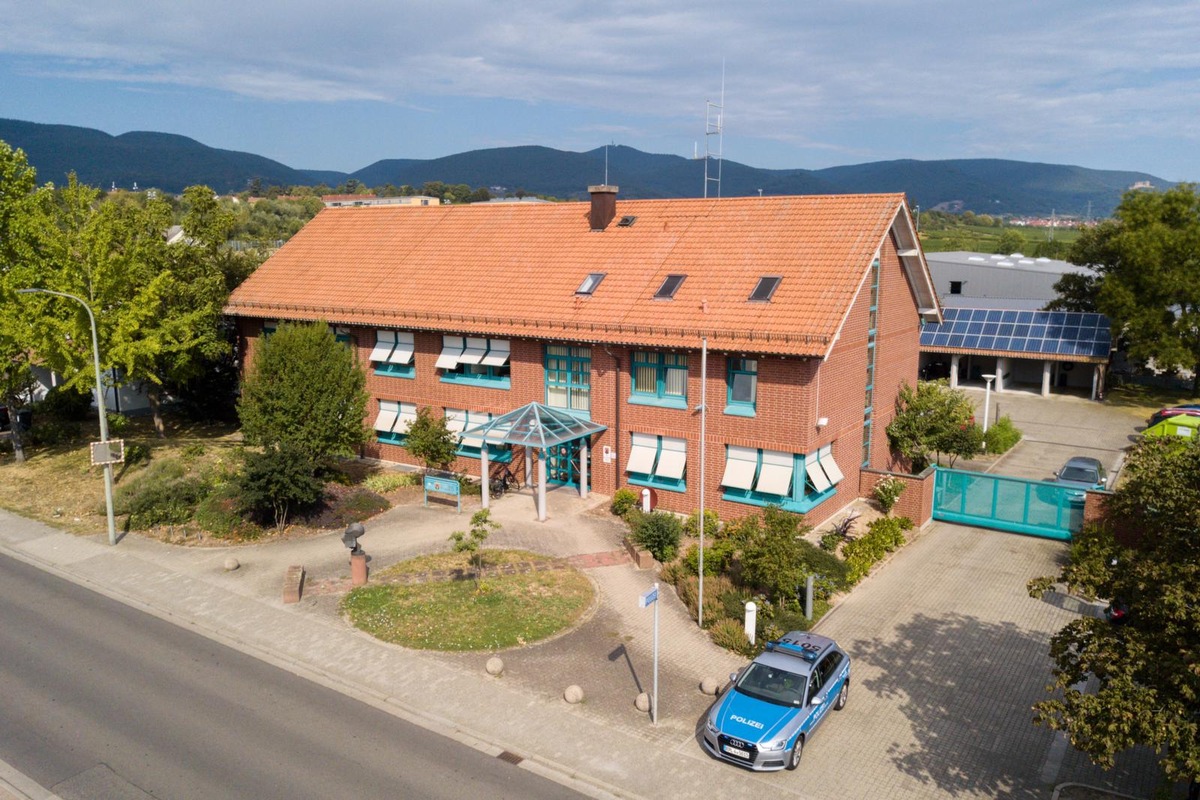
top-left (237, 321), bottom-right (368, 468)
top-left (1060, 184), bottom-right (1200, 392)
top-left (1029, 436), bottom-right (1200, 783)
top-left (0, 140), bottom-right (46, 462)
top-left (886, 380), bottom-right (981, 472)
top-left (20, 180), bottom-right (251, 435)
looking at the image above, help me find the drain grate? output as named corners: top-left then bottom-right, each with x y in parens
top-left (496, 750), bottom-right (524, 765)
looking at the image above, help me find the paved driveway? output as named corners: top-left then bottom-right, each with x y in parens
top-left (794, 522), bottom-right (1161, 800)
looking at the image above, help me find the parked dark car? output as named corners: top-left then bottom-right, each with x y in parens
top-left (1050, 456), bottom-right (1107, 501)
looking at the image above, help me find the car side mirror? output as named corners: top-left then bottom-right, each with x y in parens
top-left (810, 695), bottom-right (824, 707)
top-left (729, 672), bottom-right (739, 683)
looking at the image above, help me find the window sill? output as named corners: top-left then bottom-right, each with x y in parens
top-left (376, 433), bottom-right (408, 445)
top-left (627, 474), bottom-right (686, 493)
top-left (441, 374), bottom-right (511, 390)
top-left (545, 404), bottom-right (592, 420)
top-left (721, 485), bottom-right (837, 512)
top-left (723, 404), bottom-right (756, 418)
top-left (627, 395), bottom-right (687, 410)
top-left (374, 366), bottom-right (415, 378)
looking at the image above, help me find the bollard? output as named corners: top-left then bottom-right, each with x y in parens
top-left (744, 601), bottom-right (757, 645)
top-left (641, 488), bottom-right (651, 512)
top-left (350, 552), bottom-right (368, 586)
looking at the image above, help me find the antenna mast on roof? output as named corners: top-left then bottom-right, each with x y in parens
top-left (703, 62), bottom-right (725, 199)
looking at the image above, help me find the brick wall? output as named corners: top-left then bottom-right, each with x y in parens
top-left (858, 466), bottom-right (936, 527)
top-left (231, 232), bottom-right (925, 528)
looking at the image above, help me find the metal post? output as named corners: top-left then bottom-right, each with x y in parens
top-left (698, 337), bottom-right (707, 628)
top-left (17, 288), bottom-right (117, 546)
top-left (652, 582), bottom-right (659, 725)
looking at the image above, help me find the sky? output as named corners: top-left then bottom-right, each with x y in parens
top-left (0, 1), bottom-right (1197, 181)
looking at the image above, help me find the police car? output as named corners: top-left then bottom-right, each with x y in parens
top-left (702, 632), bottom-right (849, 771)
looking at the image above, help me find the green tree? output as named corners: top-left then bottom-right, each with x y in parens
top-left (737, 506), bottom-right (843, 603)
top-left (1067, 184), bottom-right (1200, 392)
top-left (449, 509), bottom-right (500, 573)
top-left (995, 229), bottom-right (1026, 254)
top-left (404, 405), bottom-right (458, 472)
top-left (886, 380), bottom-right (980, 472)
top-left (237, 321), bottom-right (368, 467)
top-left (1046, 271), bottom-right (1100, 312)
top-left (0, 140), bottom-right (45, 462)
top-left (1029, 436), bottom-right (1200, 783)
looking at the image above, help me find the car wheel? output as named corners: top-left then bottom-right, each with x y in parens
top-left (786, 736), bottom-right (804, 771)
top-left (834, 680), bottom-right (848, 710)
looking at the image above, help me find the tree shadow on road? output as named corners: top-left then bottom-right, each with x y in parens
top-left (849, 611), bottom-right (1155, 799)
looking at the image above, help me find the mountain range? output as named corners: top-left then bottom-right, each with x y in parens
top-left (0, 117), bottom-right (1174, 218)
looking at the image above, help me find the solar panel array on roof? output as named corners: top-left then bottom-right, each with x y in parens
top-left (920, 308), bottom-right (1112, 357)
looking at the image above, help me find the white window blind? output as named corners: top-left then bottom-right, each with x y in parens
top-left (435, 336), bottom-right (465, 369)
top-left (480, 339), bottom-right (510, 367)
top-left (626, 432), bottom-right (658, 474)
top-left (720, 446), bottom-right (758, 490)
top-left (756, 450), bottom-right (794, 495)
top-left (370, 330), bottom-right (396, 362)
top-left (655, 437), bottom-right (687, 480)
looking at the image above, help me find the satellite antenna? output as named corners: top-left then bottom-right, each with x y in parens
top-left (703, 62), bottom-right (725, 198)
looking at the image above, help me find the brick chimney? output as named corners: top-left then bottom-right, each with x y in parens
top-left (588, 185), bottom-right (618, 231)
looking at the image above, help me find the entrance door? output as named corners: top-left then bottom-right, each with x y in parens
top-left (546, 439), bottom-right (587, 489)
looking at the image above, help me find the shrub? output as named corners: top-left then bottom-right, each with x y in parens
top-left (325, 488), bottom-right (389, 527)
top-left (675, 573), bottom-right (734, 628)
top-left (659, 560), bottom-right (687, 587)
top-left (819, 530), bottom-right (843, 552)
top-left (739, 506), bottom-right (847, 602)
top-left (364, 471), bottom-right (420, 493)
top-left (630, 510), bottom-right (683, 562)
top-left (193, 483), bottom-right (253, 538)
top-left (710, 617), bottom-right (756, 656)
top-left (683, 509), bottom-right (720, 540)
top-left (610, 487), bottom-right (639, 517)
top-left (843, 516), bottom-right (913, 584)
top-left (38, 386), bottom-right (92, 421)
top-left (873, 475), bottom-right (906, 514)
top-left (681, 538), bottom-right (737, 577)
top-left (180, 442), bottom-right (207, 462)
top-left (123, 442), bottom-right (152, 466)
top-left (114, 459), bottom-right (209, 529)
top-left (238, 444), bottom-right (324, 528)
top-left (984, 415), bottom-right (1022, 454)
top-left (105, 412), bottom-right (129, 436)
top-left (29, 419), bottom-right (82, 446)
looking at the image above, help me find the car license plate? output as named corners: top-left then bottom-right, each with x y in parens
top-left (723, 744), bottom-right (750, 759)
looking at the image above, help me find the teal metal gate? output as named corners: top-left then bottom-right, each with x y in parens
top-left (932, 467), bottom-right (1083, 540)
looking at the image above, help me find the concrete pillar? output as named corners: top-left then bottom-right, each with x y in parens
top-left (996, 358), bottom-right (1008, 392)
top-left (480, 445), bottom-right (490, 510)
top-left (949, 354), bottom-right (961, 389)
top-left (1091, 365), bottom-right (1099, 401)
top-left (579, 439), bottom-right (589, 500)
top-left (1041, 360), bottom-right (1052, 397)
top-left (537, 452), bottom-right (548, 522)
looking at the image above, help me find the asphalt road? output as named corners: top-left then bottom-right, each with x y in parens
top-left (0, 552), bottom-right (583, 800)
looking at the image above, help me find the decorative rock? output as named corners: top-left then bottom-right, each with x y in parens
top-left (634, 692), bottom-right (651, 712)
top-left (563, 684), bottom-right (585, 704)
top-left (223, 557), bottom-right (240, 571)
top-left (700, 677), bottom-right (721, 696)
top-left (486, 656), bottom-right (504, 676)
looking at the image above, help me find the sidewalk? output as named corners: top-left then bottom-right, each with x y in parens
top-left (0, 488), bottom-right (759, 800)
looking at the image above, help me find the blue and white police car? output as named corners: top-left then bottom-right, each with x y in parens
top-left (702, 631), bottom-right (850, 771)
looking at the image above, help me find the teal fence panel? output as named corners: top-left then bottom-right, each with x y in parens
top-left (932, 467), bottom-right (1081, 540)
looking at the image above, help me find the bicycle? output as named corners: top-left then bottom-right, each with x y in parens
top-left (489, 464), bottom-right (521, 496)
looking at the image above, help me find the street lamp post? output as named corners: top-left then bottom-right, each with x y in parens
top-left (981, 373), bottom-right (997, 435)
top-left (17, 288), bottom-right (117, 545)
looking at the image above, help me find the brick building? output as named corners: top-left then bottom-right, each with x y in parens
top-left (224, 187), bottom-right (939, 527)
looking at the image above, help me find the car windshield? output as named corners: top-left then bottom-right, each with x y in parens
top-left (733, 662), bottom-right (805, 707)
top-left (1059, 466), bottom-right (1098, 483)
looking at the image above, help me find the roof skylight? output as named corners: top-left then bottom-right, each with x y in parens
top-left (749, 276), bottom-right (782, 302)
top-left (576, 273), bottom-right (606, 295)
top-left (617, 216), bottom-right (637, 227)
top-left (654, 274), bottom-right (686, 300)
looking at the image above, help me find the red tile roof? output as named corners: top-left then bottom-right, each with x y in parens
top-left (225, 193), bottom-right (914, 357)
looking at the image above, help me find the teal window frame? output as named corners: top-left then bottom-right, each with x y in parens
top-left (629, 351), bottom-right (688, 409)
top-left (626, 433), bottom-right (687, 493)
top-left (725, 357), bottom-right (757, 416)
top-left (721, 447), bottom-right (839, 513)
top-left (446, 408), bottom-right (513, 463)
top-left (374, 400), bottom-right (415, 446)
top-left (441, 338), bottom-right (511, 389)
top-left (862, 257), bottom-right (880, 467)
top-left (545, 345), bottom-right (592, 417)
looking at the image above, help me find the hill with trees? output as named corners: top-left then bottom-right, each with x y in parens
top-left (0, 117), bottom-right (1174, 217)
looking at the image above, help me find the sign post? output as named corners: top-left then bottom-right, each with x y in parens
top-left (639, 583), bottom-right (660, 724)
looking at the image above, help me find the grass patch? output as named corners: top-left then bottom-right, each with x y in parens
top-left (341, 550), bottom-right (594, 651)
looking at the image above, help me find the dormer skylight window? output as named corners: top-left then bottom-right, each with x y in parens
top-left (749, 276), bottom-right (782, 302)
top-left (655, 274), bottom-right (686, 300)
top-left (617, 215), bottom-right (637, 227)
top-left (576, 272), bottom-right (606, 295)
